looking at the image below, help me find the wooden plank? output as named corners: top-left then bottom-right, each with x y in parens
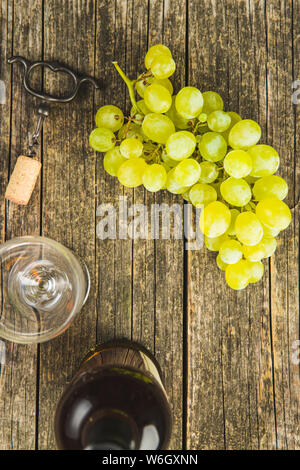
top-left (37, 0), bottom-right (97, 449)
top-left (146, 0), bottom-right (187, 450)
top-left (187, 0), bottom-right (277, 449)
top-left (0, 0), bottom-right (43, 449)
top-left (266, 0), bottom-right (300, 449)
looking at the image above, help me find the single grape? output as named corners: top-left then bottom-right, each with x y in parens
top-left (161, 149), bottom-right (179, 168)
top-left (142, 163), bottom-right (167, 192)
top-left (207, 110), bottom-right (231, 133)
top-left (244, 260), bottom-right (264, 283)
top-left (204, 233), bottom-right (229, 251)
top-left (145, 44), bottom-right (172, 69)
top-left (198, 132), bottom-right (227, 162)
top-left (95, 105), bottom-right (124, 132)
top-left (189, 183), bottom-right (217, 207)
top-left (118, 123), bottom-right (144, 142)
top-left (165, 96), bottom-right (190, 130)
top-left (117, 158), bottom-right (147, 188)
top-left (201, 91), bottom-right (224, 115)
top-left (256, 198), bottom-right (291, 231)
top-left (120, 138), bottom-right (143, 159)
top-left (243, 236), bottom-right (276, 262)
top-left (166, 131), bottom-right (196, 161)
top-left (135, 75), bottom-right (173, 98)
top-left (103, 147), bottom-right (127, 176)
top-left (235, 211), bottom-right (263, 246)
top-left (221, 111), bottom-right (242, 142)
top-left (247, 144), bottom-right (280, 177)
top-left (165, 167), bottom-right (187, 194)
top-left (223, 150), bottom-right (253, 178)
top-left (228, 119), bottom-right (261, 149)
top-left (89, 127), bottom-right (116, 152)
top-left (219, 239), bottom-right (243, 264)
top-left (252, 175), bottom-right (288, 201)
top-left (144, 83), bottom-right (172, 113)
top-left (225, 260), bottom-right (250, 290)
top-left (173, 159), bottom-right (201, 187)
top-left (220, 177), bottom-right (252, 207)
top-left (175, 87), bottom-right (204, 119)
top-left (131, 100), bottom-right (151, 119)
top-left (199, 201), bottom-right (231, 238)
top-left (142, 113), bottom-right (175, 144)
top-left (151, 54), bottom-right (176, 79)
top-left (216, 254), bottom-right (228, 271)
top-left (226, 208), bottom-right (240, 236)
top-left (198, 161), bottom-right (219, 183)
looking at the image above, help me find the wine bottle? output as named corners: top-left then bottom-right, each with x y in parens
top-left (54, 339), bottom-right (172, 450)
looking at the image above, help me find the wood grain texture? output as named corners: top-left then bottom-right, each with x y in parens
top-left (0, 0), bottom-right (43, 449)
top-left (0, 0), bottom-right (298, 450)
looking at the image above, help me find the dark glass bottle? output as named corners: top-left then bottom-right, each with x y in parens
top-left (54, 339), bottom-right (172, 450)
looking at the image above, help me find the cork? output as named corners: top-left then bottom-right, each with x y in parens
top-left (5, 156), bottom-right (42, 205)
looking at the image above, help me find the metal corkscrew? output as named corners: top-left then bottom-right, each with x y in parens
top-left (5, 56), bottom-right (99, 205)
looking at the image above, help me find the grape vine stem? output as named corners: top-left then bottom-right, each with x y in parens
top-left (112, 61), bottom-right (141, 114)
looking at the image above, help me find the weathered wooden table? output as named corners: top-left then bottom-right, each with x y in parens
top-left (0, 0), bottom-right (299, 450)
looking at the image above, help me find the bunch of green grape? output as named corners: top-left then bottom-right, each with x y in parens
top-left (89, 44), bottom-right (292, 290)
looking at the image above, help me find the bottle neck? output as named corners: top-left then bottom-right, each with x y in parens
top-left (83, 415), bottom-right (135, 450)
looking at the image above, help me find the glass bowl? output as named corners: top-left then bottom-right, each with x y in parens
top-left (0, 236), bottom-right (90, 344)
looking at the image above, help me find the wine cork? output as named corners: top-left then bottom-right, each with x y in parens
top-left (5, 156), bottom-right (42, 205)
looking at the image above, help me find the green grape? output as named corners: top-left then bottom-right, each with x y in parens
top-left (204, 233), bottom-right (229, 251)
top-left (198, 132), bottom-right (227, 162)
top-left (222, 111), bottom-right (242, 141)
top-left (245, 260), bottom-right (264, 284)
top-left (256, 198), bottom-right (291, 231)
top-left (89, 127), bottom-right (116, 152)
top-left (142, 113), bottom-right (175, 144)
top-left (165, 167), bottom-right (187, 194)
top-left (151, 54), bottom-right (176, 79)
top-left (262, 222), bottom-right (280, 237)
top-left (243, 236), bottom-right (276, 262)
top-left (175, 86), bottom-right (204, 119)
top-left (247, 145), bottom-right (280, 177)
top-left (103, 147), bottom-right (127, 177)
top-left (95, 105), bottom-right (124, 132)
top-left (207, 110), bottom-right (231, 133)
top-left (201, 91), bottom-right (224, 115)
top-left (135, 75), bottom-right (173, 98)
top-left (223, 150), bottom-right (253, 178)
top-left (219, 239), bottom-right (243, 265)
top-left (235, 211), bottom-right (263, 246)
top-left (228, 119), bottom-right (261, 149)
top-left (145, 44), bottom-right (172, 69)
top-left (173, 159), bottom-right (201, 186)
top-left (118, 123), bottom-right (144, 142)
top-left (117, 157), bottom-right (147, 188)
top-left (189, 183), bottom-right (217, 207)
top-left (182, 189), bottom-right (191, 202)
top-left (252, 175), bottom-right (288, 201)
top-left (144, 83), bottom-right (172, 114)
top-left (142, 163), bottom-right (167, 192)
top-left (166, 131), bottom-right (196, 161)
top-left (120, 138), bottom-right (143, 159)
top-left (226, 208), bottom-right (240, 235)
top-left (165, 96), bottom-right (190, 129)
top-left (198, 161), bottom-right (219, 183)
top-left (161, 150), bottom-right (179, 168)
top-left (131, 100), bottom-right (151, 119)
top-left (220, 177), bottom-right (252, 207)
top-left (199, 201), bottom-right (231, 238)
top-left (225, 260), bottom-right (250, 290)
top-left (216, 254), bottom-right (228, 271)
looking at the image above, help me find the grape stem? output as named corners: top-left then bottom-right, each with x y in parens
top-left (112, 61), bottom-right (141, 114)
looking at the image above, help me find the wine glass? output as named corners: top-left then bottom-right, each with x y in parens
top-left (0, 236), bottom-right (90, 344)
